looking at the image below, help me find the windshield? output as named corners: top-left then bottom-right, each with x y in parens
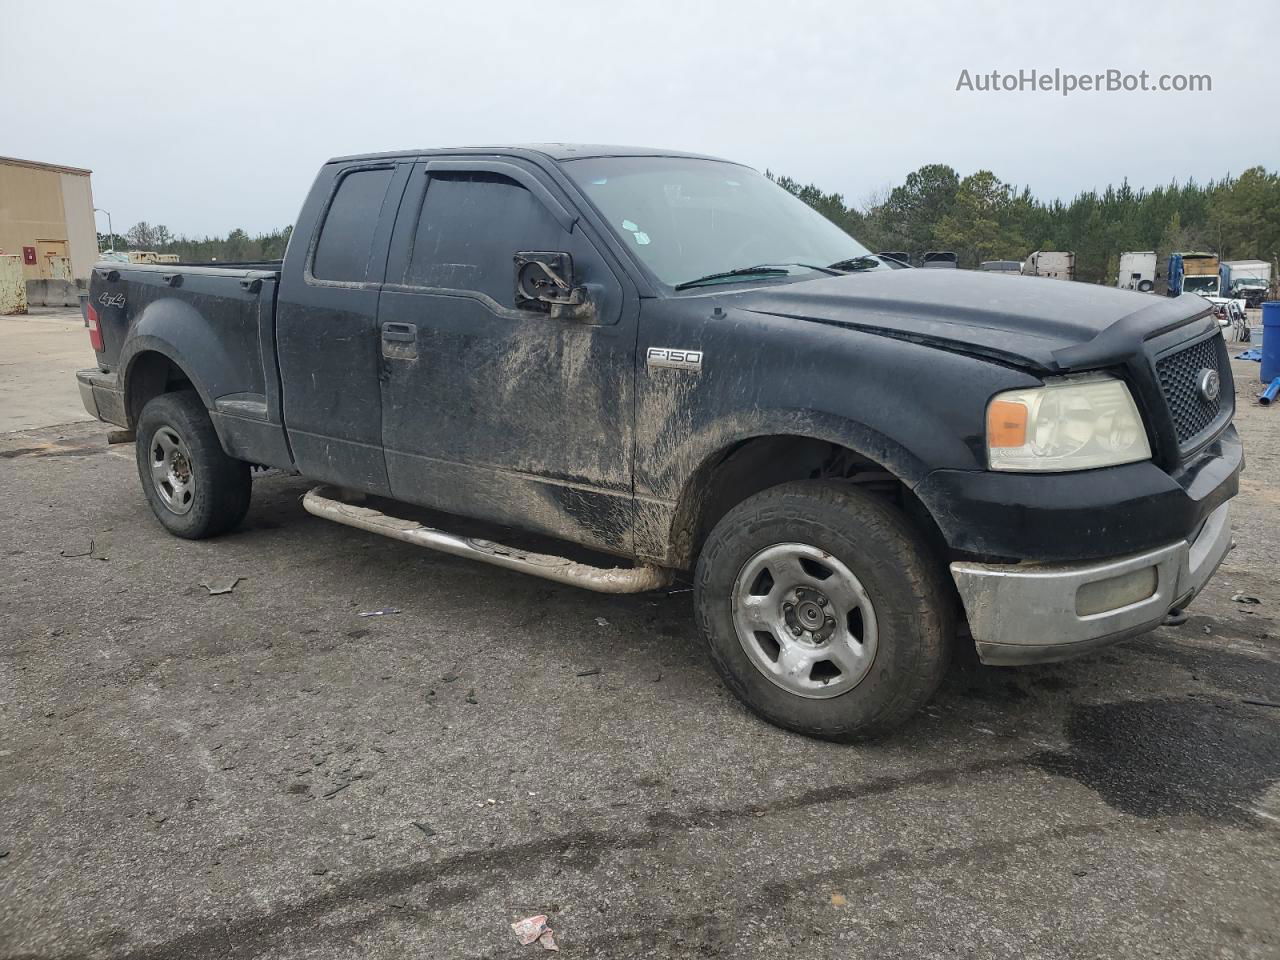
top-left (561, 156), bottom-right (880, 288)
top-left (1183, 275), bottom-right (1219, 294)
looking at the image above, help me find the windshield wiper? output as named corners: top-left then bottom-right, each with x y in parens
top-left (673, 266), bottom-right (789, 290)
top-left (827, 255), bottom-right (884, 272)
top-left (673, 262), bottom-right (841, 291)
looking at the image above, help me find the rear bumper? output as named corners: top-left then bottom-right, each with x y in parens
top-left (951, 500), bottom-right (1233, 665)
top-left (76, 368), bottom-right (127, 427)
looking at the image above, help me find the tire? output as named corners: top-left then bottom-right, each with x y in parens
top-left (135, 390), bottom-right (251, 539)
top-left (1138, 280), bottom-right (1154, 293)
top-left (694, 480), bottom-right (952, 741)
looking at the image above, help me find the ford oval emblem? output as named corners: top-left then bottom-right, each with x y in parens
top-left (1197, 368), bottom-right (1220, 404)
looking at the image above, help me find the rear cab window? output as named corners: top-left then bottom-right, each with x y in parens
top-left (311, 167), bottom-right (395, 283)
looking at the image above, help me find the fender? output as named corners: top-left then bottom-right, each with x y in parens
top-left (119, 297), bottom-right (248, 416)
top-left (637, 407), bottom-right (942, 567)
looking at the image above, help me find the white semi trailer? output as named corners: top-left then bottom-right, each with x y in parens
top-left (1117, 251), bottom-right (1157, 292)
top-left (1023, 250), bottom-right (1075, 280)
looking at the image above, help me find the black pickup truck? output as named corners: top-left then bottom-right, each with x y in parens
top-left (78, 144), bottom-right (1241, 740)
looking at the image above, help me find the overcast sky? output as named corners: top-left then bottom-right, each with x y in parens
top-left (4, 0), bottom-right (1276, 239)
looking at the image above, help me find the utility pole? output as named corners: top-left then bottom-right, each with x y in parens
top-left (94, 208), bottom-right (114, 253)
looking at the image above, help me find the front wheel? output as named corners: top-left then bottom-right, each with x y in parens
top-left (694, 481), bottom-right (952, 741)
top-left (135, 390), bottom-right (251, 539)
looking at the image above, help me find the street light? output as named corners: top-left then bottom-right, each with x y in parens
top-left (93, 208), bottom-right (113, 253)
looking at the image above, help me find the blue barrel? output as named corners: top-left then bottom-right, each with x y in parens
top-left (1264, 301), bottom-right (1280, 383)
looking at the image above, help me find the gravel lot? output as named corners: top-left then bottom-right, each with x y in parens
top-left (2, 336), bottom-right (1278, 958)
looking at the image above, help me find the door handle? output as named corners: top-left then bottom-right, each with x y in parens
top-left (381, 322), bottom-right (417, 342)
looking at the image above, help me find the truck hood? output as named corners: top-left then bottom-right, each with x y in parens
top-left (729, 269), bottom-right (1211, 372)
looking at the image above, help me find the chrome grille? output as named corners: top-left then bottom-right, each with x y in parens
top-left (1155, 334), bottom-right (1229, 446)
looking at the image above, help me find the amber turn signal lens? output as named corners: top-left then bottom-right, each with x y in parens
top-left (987, 399), bottom-right (1028, 448)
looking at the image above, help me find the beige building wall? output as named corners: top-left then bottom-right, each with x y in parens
top-left (59, 172), bottom-right (97, 280)
top-left (0, 157), bottom-right (96, 281)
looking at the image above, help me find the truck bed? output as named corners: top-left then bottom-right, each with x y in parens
top-left (86, 259), bottom-right (290, 469)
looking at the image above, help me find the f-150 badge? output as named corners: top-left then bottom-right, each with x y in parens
top-left (647, 347), bottom-right (703, 372)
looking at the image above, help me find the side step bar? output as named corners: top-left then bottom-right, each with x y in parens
top-left (302, 485), bottom-right (675, 594)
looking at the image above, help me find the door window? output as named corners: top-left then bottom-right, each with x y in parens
top-left (312, 167), bottom-right (395, 282)
top-left (404, 173), bottom-right (562, 307)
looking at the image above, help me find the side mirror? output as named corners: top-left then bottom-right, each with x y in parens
top-left (514, 251), bottom-right (595, 321)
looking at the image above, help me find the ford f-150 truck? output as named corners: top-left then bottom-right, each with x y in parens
top-left (77, 144), bottom-right (1242, 740)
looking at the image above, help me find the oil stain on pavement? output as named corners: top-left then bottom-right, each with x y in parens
top-left (1031, 698), bottom-right (1280, 823)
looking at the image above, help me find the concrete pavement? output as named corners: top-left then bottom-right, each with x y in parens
top-left (0, 306), bottom-right (96, 432)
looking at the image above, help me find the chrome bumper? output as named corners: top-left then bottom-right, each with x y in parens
top-left (951, 501), bottom-right (1233, 665)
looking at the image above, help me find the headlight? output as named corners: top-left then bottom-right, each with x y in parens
top-left (987, 376), bottom-right (1151, 472)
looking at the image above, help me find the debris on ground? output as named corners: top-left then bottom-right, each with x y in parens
top-left (1260, 377), bottom-right (1280, 406)
top-left (1235, 348), bottom-right (1262, 361)
top-left (575, 667), bottom-right (601, 677)
top-left (412, 821), bottom-right (436, 837)
top-left (830, 892), bottom-right (848, 907)
top-left (441, 671), bottom-right (460, 683)
top-left (512, 915), bottom-right (558, 950)
top-left (1243, 699), bottom-right (1280, 709)
top-left (594, 617), bottom-right (609, 627)
top-left (358, 607), bottom-right (401, 618)
top-left (1231, 594), bottom-right (1262, 604)
top-left (465, 688), bottom-right (479, 704)
top-left (201, 576), bottom-right (242, 596)
top-left (59, 541), bottom-right (92, 558)
top-left (61, 536), bottom-right (111, 560)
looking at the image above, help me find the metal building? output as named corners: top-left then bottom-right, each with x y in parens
top-left (0, 155), bottom-right (97, 282)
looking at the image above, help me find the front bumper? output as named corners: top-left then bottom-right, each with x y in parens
top-left (915, 426), bottom-right (1242, 563)
top-left (951, 500), bottom-right (1233, 665)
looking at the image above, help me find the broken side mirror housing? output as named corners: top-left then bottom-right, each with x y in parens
top-left (514, 251), bottom-right (597, 322)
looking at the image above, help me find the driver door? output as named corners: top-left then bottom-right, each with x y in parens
top-left (376, 157), bottom-right (639, 554)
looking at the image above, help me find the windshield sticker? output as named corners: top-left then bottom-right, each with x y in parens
top-left (634, 232), bottom-right (650, 245)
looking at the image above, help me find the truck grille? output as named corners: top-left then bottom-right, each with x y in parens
top-left (1155, 333), bottom-right (1229, 447)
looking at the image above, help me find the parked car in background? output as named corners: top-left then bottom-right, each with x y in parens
top-left (1168, 252), bottom-right (1220, 298)
top-left (920, 251), bottom-right (958, 268)
top-left (76, 144), bottom-right (1240, 741)
top-left (1219, 259), bottom-right (1271, 307)
top-left (1023, 250), bottom-right (1075, 281)
top-left (1118, 251), bottom-right (1157, 292)
top-left (980, 260), bottom-right (1022, 275)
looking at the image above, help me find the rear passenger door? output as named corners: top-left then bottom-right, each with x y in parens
top-left (276, 161), bottom-right (410, 493)
top-left (377, 157), bottom-right (638, 554)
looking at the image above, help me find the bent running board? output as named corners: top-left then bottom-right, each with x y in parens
top-left (302, 485), bottom-right (674, 594)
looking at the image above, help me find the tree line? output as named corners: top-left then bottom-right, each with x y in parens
top-left (100, 224), bottom-right (294, 263)
top-left (771, 164), bottom-right (1280, 283)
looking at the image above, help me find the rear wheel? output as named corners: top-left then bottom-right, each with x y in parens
top-left (1138, 280), bottom-right (1154, 293)
top-left (694, 480), bottom-right (951, 741)
top-left (135, 390), bottom-right (251, 539)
